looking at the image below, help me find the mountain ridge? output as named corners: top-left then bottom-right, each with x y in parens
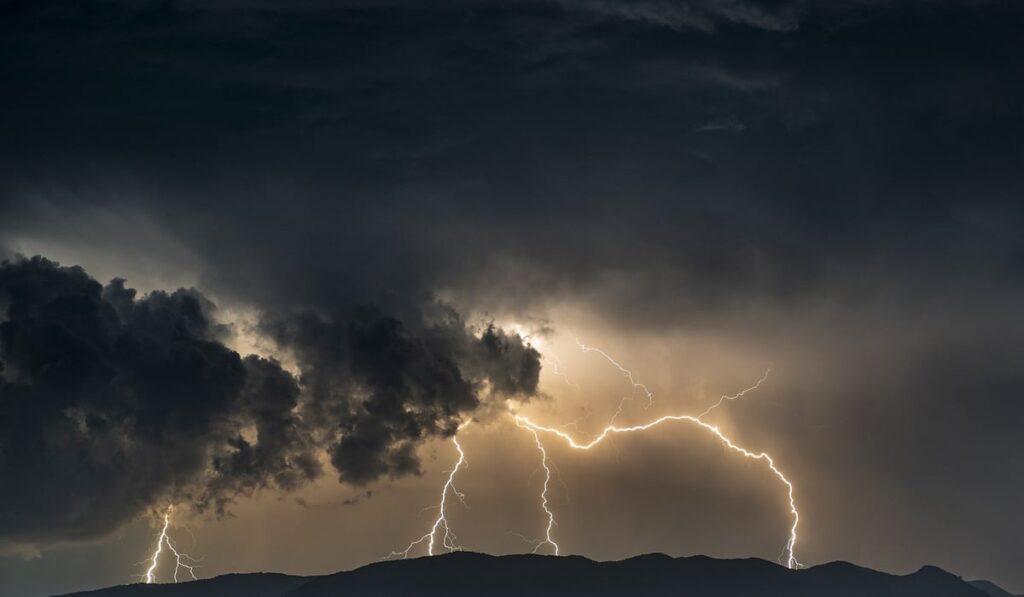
top-left (969, 579), bottom-right (1021, 597)
top-left (54, 552), bottom-right (1011, 597)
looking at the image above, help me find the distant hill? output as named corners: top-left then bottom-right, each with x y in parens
top-left (969, 579), bottom-right (1021, 597)
top-left (53, 573), bottom-right (309, 597)
top-left (56, 552), bottom-right (995, 597)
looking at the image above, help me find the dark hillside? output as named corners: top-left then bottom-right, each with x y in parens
top-left (57, 552), bottom-right (990, 597)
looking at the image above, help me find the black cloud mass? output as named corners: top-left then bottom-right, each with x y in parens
top-left (0, 257), bottom-right (539, 544)
top-left (265, 311), bottom-right (539, 485)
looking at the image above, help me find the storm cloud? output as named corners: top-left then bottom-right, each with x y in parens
top-left (265, 310), bottom-right (539, 485)
top-left (0, 257), bottom-right (539, 544)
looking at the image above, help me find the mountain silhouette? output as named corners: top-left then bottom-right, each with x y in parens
top-left (56, 552), bottom-right (1004, 597)
top-left (969, 579), bottom-right (1021, 597)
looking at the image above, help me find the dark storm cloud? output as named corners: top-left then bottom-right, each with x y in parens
top-left (558, 0), bottom-right (799, 32)
top-left (0, 257), bottom-right (317, 543)
top-left (3, 0), bottom-right (1021, 326)
top-left (0, 257), bottom-right (540, 543)
top-left (266, 311), bottom-right (539, 484)
top-left (199, 354), bottom-right (322, 514)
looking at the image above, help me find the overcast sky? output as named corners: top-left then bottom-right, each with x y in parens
top-left (1, 1), bottom-right (1023, 595)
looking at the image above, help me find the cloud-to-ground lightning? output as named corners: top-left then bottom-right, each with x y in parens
top-left (383, 337), bottom-right (798, 569)
top-left (140, 506), bottom-right (199, 584)
top-left (518, 342), bottom-right (800, 568)
top-left (514, 420), bottom-right (561, 555)
top-left (388, 424), bottom-right (470, 559)
top-left (514, 413), bottom-right (802, 569)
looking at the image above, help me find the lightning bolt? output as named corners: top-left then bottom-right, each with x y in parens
top-left (545, 352), bottom-right (580, 391)
top-left (139, 506), bottom-right (199, 584)
top-left (516, 421), bottom-right (560, 555)
top-left (576, 338), bottom-right (654, 414)
top-left (388, 423), bottom-right (470, 559)
top-left (519, 343), bottom-right (800, 568)
top-left (514, 413), bottom-right (802, 568)
top-left (696, 367), bottom-right (772, 419)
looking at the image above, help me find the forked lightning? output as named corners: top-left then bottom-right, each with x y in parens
top-left (514, 412), bottom-right (802, 569)
top-left (516, 422), bottom-right (560, 555)
top-left (388, 424), bottom-right (470, 559)
top-left (517, 344), bottom-right (800, 568)
top-left (139, 506), bottom-right (199, 584)
top-left (383, 342), bottom-right (803, 568)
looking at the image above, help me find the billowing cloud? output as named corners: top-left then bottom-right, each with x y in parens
top-left (0, 257), bottom-right (539, 545)
top-left (265, 310), bottom-right (539, 485)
